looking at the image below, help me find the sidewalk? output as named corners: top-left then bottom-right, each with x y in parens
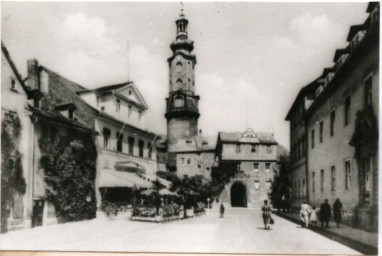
top-left (275, 211), bottom-right (378, 255)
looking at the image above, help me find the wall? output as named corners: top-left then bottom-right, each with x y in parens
top-left (307, 43), bottom-right (379, 217)
top-left (167, 117), bottom-right (198, 152)
top-left (176, 151), bottom-right (214, 179)
top-left (221, 144), bottom-right (277, 161)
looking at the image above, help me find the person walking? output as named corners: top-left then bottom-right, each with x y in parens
top-left (299, 201), bottom-right (311, 228)
top-left (310, 206), bottom-right (318, 227)
top-left (262, 200), bottom-right (272, 230)
top-left (320, 199), bottom-right (331, 228)
top-left (220, 203), bottom-right (225, 218)
top-left (333, 198), bottom-right (343, 228)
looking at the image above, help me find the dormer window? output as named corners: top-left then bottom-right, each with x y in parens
top-left (55, 103), bottom-right (76, 120)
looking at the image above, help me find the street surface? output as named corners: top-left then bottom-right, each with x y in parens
top-left (1, 208), bottom-right (361, 254)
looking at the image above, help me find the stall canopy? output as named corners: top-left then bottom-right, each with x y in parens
top-left (99, 168), bottom-right (153, 189)
top-left (114, 161), bottom-right (146, 174)
top-left (138, 174), bottom-right (172, 189)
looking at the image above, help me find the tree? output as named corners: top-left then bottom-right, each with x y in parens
top-left (39, 123), bottom-right (97, 222)
top-left (1, 116), bottom-right (26, 233)
top-left (270, 155), bottom-right (291, 211)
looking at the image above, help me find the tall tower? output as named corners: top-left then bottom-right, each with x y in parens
top-left (165, 9), bottom-right (200, 152)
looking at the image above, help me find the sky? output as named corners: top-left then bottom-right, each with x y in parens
top-left (1, 2), bottom-right (369, 148)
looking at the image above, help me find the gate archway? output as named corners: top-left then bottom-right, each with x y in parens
top-left (230, 182), bottom-right (247, 207)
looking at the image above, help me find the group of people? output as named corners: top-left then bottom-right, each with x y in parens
top-left (300, 198), bottom-right (344, 228)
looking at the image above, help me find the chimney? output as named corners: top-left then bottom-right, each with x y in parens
top-left (27, 59), bottom-right (39, 90)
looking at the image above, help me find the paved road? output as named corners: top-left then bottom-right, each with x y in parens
top-left (1, 208), bottom-right (361, 254)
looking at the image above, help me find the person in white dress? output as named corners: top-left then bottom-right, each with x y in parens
top-left (300, 201), bottom-right (311, 228)
top-left (310, 206), bottom-right (318, 226)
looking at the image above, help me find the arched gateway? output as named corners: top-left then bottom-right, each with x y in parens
top-left (230, 182), bottom-right (247, 207)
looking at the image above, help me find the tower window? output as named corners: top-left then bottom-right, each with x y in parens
top-left (176, 79), bottom-right (183, 91)
top-left (174, 95), bottom-right (184, 108)
top-left (176, 62), bottom-right (182, 73)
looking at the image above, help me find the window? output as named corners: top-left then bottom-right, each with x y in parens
top-left (180, 157), bottom-right (185, 165)
top-left (128, 137), bottom-right (135, 155)
top-left (312, 172), bottom-right (316, 193)
top-left (138, 140), bottom-right (144, 157)
top-left (319, 121), bottom-right (324, 143)
top-left (266, 145), bottom-right (272, 154)
top-left (254, 181), bottom-right (260, 190)
top-left (176, 62), bottom-right (182, 73)
top-left (330, 110), bottom-right (335, 136)
top-left (331, 166), bottom-right (336, 191)
top-left (344, 96), bottom-right (351, 126)
top-left (237, 164), bottom-right (241, 172)
top-left (265, 163), bottom-right (270, 172)
top-left (128, 105), bottom-right (132, 117)
top-left (176, 79), bottom-right (183, 90)
top-left (68, 109), bottom-right (74, 120)
top-left (253, 163), bottom-right (259, 172)
top-left (236, 144), bottom-right (241, 153)
top-left (187, 158), bottom-right (191, 165)
top-left (138, 110), bottom-right (142, 121)
top-left (103, 128), bottom-right (111, 148)
top-left (302, 179), bottom-right (306, 197)
top-left (101, 106), bottom-right (105, 111)
top-left (148, 143), bottom-right (152, 159)
top-left (364, 75), bottom-right (373, 108)
top-left (197, 164), bottom-right (202, 170)
top-left (206, 167), bottom-right (210, 172)
top-left (116, 132), bottom-right (123, 152)
top-left (174, 95), bottom-right (184, 108)
top-left (10, 77), bottom-right (16, 91)
top-left (311, 129), bottom-right (315, 149)
top-left (320, 169), bottom-right (324, 192)
top-left (266, 181), bottom-right (272, 190)
top-left (345, 160), bottom-right (351, 190)
top-left (116, 99), bottom-right (120, 112)
top-left (129, 90), bottom-right (132, 96)
top-left (251, 145), bottom-right (256, 153)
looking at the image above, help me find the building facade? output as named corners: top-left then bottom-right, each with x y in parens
top-left (165, 11), bottom-right (200, 152)
top-left (286, 2), bottom-right (379, 231)
top-left (25, 59), bottom-right (160, 209)
top-left (216, 129), bottom-right (278, 208)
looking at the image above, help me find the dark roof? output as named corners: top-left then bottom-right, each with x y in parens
top-left (29, 106), bottom-right (94, 133)
top-left (170, 136), bottom-right (217, 153)
top-left (285, 77), bottom-right (320, 120)
top-left (42, 67), bottom-right (87, 93)
top-left (367, 2), bottom-right (379, 13)
top-left (94, 82), bottom-right (131, 93)
top-left (333, 48), bottom-right (349, 62)
top-left (322, 67), bottom-right (335, 77)
top-left (347, 24), bottom-right (368, 41)
top-left (218, 131), bottom-right (277, 144)
top-left (55, 102), bottom-right (77, 111)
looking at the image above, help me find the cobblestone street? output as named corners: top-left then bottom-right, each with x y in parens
top-left (1, 208), bottom-right (361, 254)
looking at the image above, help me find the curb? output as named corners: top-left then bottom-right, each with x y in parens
top-left (274, 212), bottom-right (378, 255)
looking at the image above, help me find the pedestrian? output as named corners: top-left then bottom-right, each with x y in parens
top-left (220, 203), bottom-right (225, 218)
top-left (299, 201), bottom-right (311, 228)
top-left (262, 200), bottom-right (272, 230)
top-left (320, 199), bottom-right (331, 228)
top-left (310, 206), bottom-right (318, 227)
top-left (333, 198), bottom-right (343, 228)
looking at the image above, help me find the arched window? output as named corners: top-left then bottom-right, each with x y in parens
top-left (176, 79), bottom-right (183, 91)
top-left (176, 62), bottom-right (182, 73)
top-left (174, 95), bottom-right (184, 108)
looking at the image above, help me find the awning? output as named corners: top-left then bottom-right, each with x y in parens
top-left (98, 169), bottom-right (153, 189)
top-left (114, 161), bottom-right (146, 174)
top-left (138, 174), bottom-right (172, 189)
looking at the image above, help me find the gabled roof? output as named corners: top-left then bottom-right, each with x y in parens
top-left (367, 2), bottom-right (379, 13)
top-left (1, 42), bottom-right (32, 97)
top-left (285, 77), bottom-right (320, 120)
top-left (347, 24), bottom-right (368, 41)
top-left (218, 131), bottom-right (277, 144)
top-left (333, 48), bottom-right (349, 62)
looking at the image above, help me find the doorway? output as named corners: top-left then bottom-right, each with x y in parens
top-left (230, 182), bottom-right (247, 207)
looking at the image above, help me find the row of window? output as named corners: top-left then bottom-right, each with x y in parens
top-left (292, 179), bottom-right (306, 199)
top-left (235, 144), bottom-right (273, 154)
top-left (254, 180), bottom-right (272, 190)
top-left (102, 128), bottom-right (153, 159)
top-left (311, 75), bottom-right (373, 149)
top-left (311, 160), bottom-right (353, 193)
top-left (291, 134), bottom-right (306, 163)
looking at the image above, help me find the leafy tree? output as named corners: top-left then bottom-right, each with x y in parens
top-left (39, 123), bottom-right (97, 222)
top-left (1, 116), bottom-right (25, 233)
top-left (270, 155), bottom-right (291, 211)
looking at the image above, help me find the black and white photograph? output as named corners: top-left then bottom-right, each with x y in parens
top-left (0, 1), bottom-right (379, 255)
